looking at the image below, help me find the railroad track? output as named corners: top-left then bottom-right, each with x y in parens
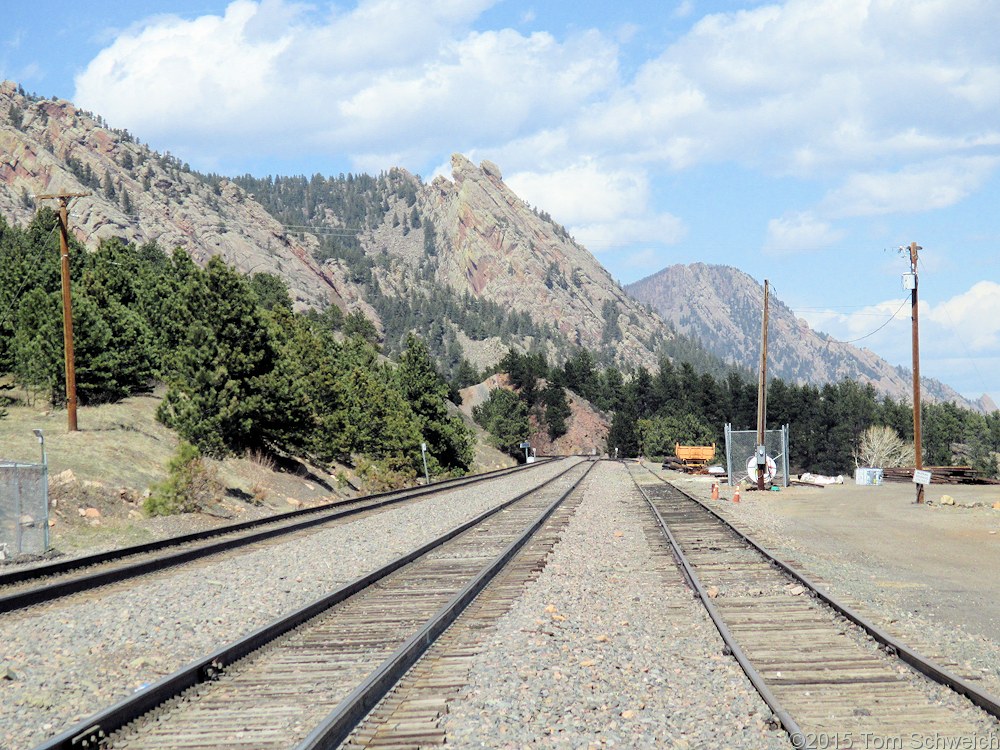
top-left (34, 459), bottom-right (593, 750)
top-left (342, 466), bottom-right (588, 749)
top-left (0, 460), bottom-right (549, 614)
top-left (632, 466), bottom-right (1000, 748)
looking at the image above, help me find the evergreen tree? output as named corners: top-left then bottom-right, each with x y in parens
top-left (341, 358), bottom-right (423, 471)
top-left (249, 272), bottom-right (293, 312)
top-left (10, 288), bottom-right (63, 405)
top-left (396, 333), bottom-right (473, 473)
top-left (157, 258), bottom-right (290, 456)
top-left (607, 391), bottom-right (640, 458)
top-left (343, 310), bottom-right (379, 345)
top-left (637, 413), bottom-right (714, 457)
top-left (103, 171), bottom-right (117, 200)
top-left (75, 238), bottom-right (157, 402)
top-left (121, 188), bottom-right (133, 215)
top-left (473, 388), bottom-right (529, 458)
top-left (541, 383), bottom-right (571, 440)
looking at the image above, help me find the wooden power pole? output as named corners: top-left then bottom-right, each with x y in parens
top-left (908, 242), bottom-right (924, 503)
top-left (755, 279), bottom-right (770, 490)
top-left (35, 192), bottom-right (89, 432)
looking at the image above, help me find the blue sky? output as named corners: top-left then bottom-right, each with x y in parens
top-left (3, 1), bottom-right (999, 405)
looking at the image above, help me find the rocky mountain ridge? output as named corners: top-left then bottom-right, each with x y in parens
top-left (1, 81), bottom-right (674, 375)
top-left (625, 262), bottom-right (988, 412)
top-left (2, 80), bottom-right (986, 411)
top-left (0, 82), bottom-right (349, 311)
top-left (368, 155), bottom-right (670, 369)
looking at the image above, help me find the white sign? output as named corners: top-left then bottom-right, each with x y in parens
top-left (912, 469), bottom-right (932, 485)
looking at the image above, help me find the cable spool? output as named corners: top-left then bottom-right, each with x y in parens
top-left (746, 454), bottom-right (777, 482)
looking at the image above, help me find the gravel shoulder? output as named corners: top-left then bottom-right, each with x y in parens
top-left (0, 458), bottom-right (578, 750)
top-left (442, 460), bottom-right (792, 748)
top-left (653, 464), bottom-right (1000, 701)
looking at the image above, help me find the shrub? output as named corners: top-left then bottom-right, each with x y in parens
top-left (244, 448), bottom-right (276, 504)
top-left (355, 456), bottom-right (416, 492)
top-left (145, 442), bottom-right (220, 516)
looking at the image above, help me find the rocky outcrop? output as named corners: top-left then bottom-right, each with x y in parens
top-left (626, 262), bottom-right (983, 411)
top-left (529, 390), bottom-right (610, 457)
top-left (420, 155), bottom-right (667, 369)
top-left (0, 81), bottom-right (358, 312)
top-left (458, 374), bottom-right (609, 456)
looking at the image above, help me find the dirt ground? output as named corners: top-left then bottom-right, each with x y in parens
top-left (662, 468), bottom-right (1000, 641)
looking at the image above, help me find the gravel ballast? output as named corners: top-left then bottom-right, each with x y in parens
top-left (442, 460), bottom-right (792, 748)
top-left (0, 458), bottom-right (578, 750)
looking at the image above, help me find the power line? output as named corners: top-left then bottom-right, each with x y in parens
top-left (819, 297), bottom-right (910, 346)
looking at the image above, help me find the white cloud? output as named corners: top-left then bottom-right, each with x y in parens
top-left (74, 0), bottom-right (617, 169)
top-left (572, 214), bottom-right (687, 253)
top-left (821, 157), bottom-right (1000, 217)
top-left (927, 280), bottom-right (1000, 351)
top-left (507, 160), bottom-right (649, 225)
top-left (506, 160), bottom-right (686, 252)
top-left (764, 211), bottom-right (844, 255)
top-left (583, 0), bottom-right (1000, 176)
top-left (673, 1), bottom-right (695, 20)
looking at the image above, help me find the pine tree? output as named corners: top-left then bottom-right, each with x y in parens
top-left (121, 188), bottom-right (133, 215)
top-left (11, 288), bottom-right (63, 406)
top-left (103, 171), bottom-right (117, 200)
top-left (157, 258), bottom-right (287, 456)
top-left (473, 388), bottom-right (529, 458)
top-left (397, 334), bottom-right (473, 472)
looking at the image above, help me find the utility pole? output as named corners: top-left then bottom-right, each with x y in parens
top-left (35, 192), bottom-right (89, 432)
top-left (755, 279), bottom-right (770, 491)
top-left (907, 242), bottom-right (924, 503)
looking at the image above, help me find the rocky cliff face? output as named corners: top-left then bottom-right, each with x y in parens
top-left (424, 156), bottom-right (664, 368)
top-left (0, 81), bottom-right (350, 311)
top-left (625, 262), bottom-right (983, 411)
top-left (360, 155), bottom-right (670, 370)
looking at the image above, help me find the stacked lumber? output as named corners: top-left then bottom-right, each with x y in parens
top-left (661, 457), bottom-right (690, 472)
top-left (660, 456), bottom-right (710, 474)
top-left (881, 466), bottom-right (1000, 485)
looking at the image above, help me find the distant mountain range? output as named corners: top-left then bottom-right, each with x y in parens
top-left (0, 79), bottom-right (990, 411)
top-left (625, 263), bottom-right (990, 412)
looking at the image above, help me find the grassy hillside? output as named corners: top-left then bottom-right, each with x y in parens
top-left (0, 385), bottom-right (514, 558)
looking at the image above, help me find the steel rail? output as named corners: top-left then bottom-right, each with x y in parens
top-left (639, 466), bottom-right (1000, 734)
top-left (32, 458), bottom-right (585, 750)
top-left (296, 460), bottom-right (596, 750)
top-left (630, 470), bottom-right (808, 747)
top-left (0, 459), bottom-right (550, 614)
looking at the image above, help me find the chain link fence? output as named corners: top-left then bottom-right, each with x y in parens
top-left (724, 424), bottom-right (790, 488)
top-left (1, 461), bottom-right (49, 557)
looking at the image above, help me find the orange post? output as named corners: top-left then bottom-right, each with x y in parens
top-left (711, 483), bottom-right (720, 501)
top-left (733, 488), bottom-right (741, 504)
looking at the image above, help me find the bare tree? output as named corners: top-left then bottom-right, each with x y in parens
top-left (853, 426), bottom-right (914, 468)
